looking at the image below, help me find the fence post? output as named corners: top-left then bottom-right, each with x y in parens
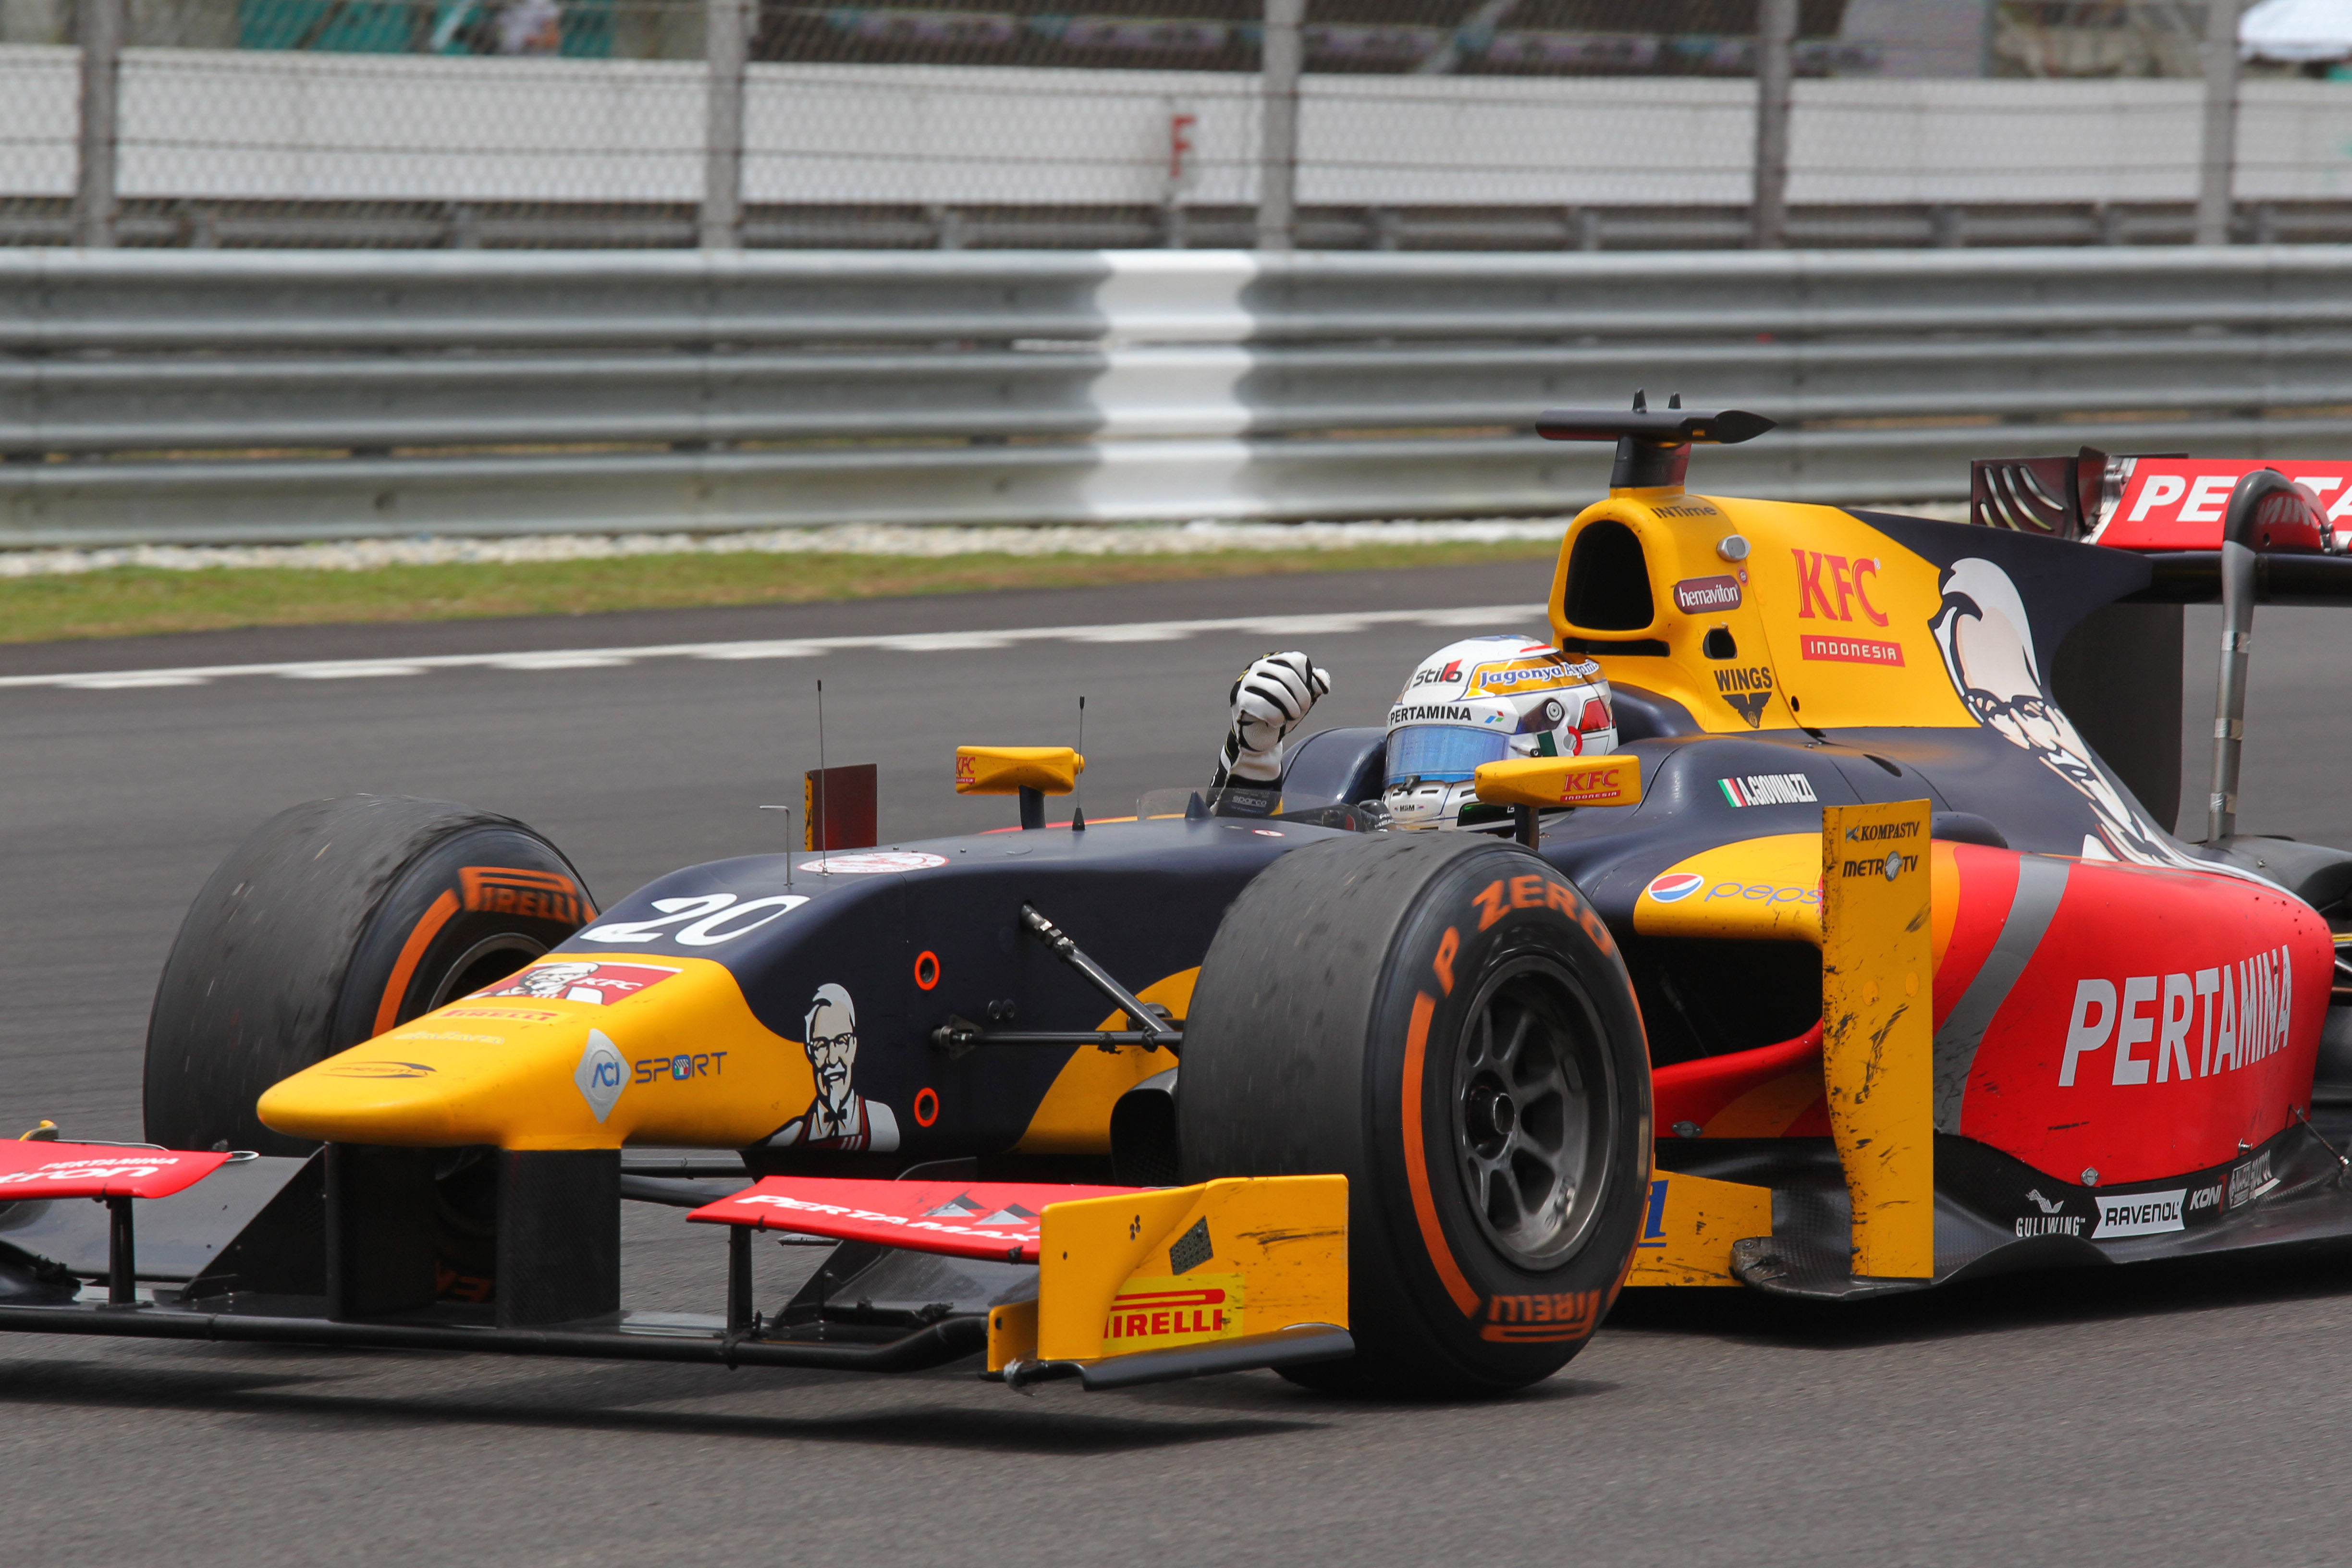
top-left (74, 0), bottom-right (122, 248)
top-left (1257, 0), bottom-right (1302, 252)
top-left (2196, 0), bottom-right (2242, 245)
top-left (1751, 0), bottom-right (1795, 249)
top-left (700, 0), bottom-right (748, 250)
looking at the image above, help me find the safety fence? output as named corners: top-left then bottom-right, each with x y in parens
top-left (8, 0), bottom-right (2352, 251)
top-left (5, 245), bottom-right (2351, 546)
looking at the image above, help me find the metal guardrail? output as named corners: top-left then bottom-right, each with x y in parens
top-left (5, 246), bottom-right (2352, 547)
top-left (12, 199), bottom-right (2352, 256)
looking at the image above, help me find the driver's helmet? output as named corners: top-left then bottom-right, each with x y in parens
top-left (1382, 635), bottom-right (1618, 830)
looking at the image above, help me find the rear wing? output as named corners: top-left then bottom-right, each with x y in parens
top-left (1971, 451), bottom-right (2352, 605)
top-left (1969, 460), bottom-right (2346, 847)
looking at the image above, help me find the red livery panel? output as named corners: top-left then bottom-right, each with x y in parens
top-left (2098, 459), bottom-right (2352, 551)
top-left (1957, 858), bottom-right (2332, 1184)
top-left (1652, 1025), bottom-right (1828, 1139)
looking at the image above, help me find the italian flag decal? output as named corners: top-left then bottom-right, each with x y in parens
top-left (1717, 773), bottom-right (1820, 808)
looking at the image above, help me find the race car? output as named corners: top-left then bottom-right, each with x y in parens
top-left (5, 402), bottom-right (2350, 1398)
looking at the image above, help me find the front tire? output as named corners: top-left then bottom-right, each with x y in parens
top-left (1177, 832), bottom-right (1652, 1395)
top-left (144, 795), bottom-right (595, 1156)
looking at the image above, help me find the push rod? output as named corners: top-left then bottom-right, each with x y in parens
top-left (1019, 903), bottom-right (1182, 1048)
top-left (929, 1023), bottom-right (1168, 1054)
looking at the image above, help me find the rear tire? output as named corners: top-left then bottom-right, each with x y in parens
top-left (1178, 832), bottom-right (1651, 1396)
top-left (144, 795), bottom-right (595, 1156)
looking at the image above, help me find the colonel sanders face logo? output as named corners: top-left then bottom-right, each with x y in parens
top-left (499, 961), bottom-right (601, 999)
top-left (804, 984), bottom-right (859, 1120)
top-left (1931, 557), bottom-right (2176, 865)
top-left (764, 983), bottom-right (899, 1152)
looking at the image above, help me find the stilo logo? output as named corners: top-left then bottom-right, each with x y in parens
top-left (1646, 872), bottom-right (1705, 904)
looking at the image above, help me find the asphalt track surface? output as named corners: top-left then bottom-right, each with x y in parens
top-left (1, 562), bottom-right (2347, 1568)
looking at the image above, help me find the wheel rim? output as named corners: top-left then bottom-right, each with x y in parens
top-left (425, 933), bottom-right (547, 1012)
top-left (1449, 958), bottom-right (1615, 1270)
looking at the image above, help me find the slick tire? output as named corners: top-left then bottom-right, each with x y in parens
top-left (1178, 832), bottom-right (1652, 1396)
top-left (144, 795), bottom-right (596, 1156)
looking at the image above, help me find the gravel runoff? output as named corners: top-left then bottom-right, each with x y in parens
top-left (0, 519), bottom-right (1574, 578)
top-left (0, 504), bottom-right (1973, 579)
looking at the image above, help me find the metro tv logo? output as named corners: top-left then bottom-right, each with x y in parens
top-left (1791, 551), bottom-right (1889, 626)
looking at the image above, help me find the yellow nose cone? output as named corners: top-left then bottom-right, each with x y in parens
top-left (255, 955), bottom-right (810, 1151)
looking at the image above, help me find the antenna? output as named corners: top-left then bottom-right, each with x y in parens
top-left (1072, 694), bottom-right (1088, 833)
top-left (815, 678), bottom-right (829, 875)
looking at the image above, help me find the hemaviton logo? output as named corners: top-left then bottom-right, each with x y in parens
top-left (1672, 575), bottom-right (1743, 614)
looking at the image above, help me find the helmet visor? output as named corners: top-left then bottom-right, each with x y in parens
top-left (1385, 724), bottom-right (1510, 785)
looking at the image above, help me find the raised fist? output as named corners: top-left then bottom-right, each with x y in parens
top-left (1213, 651), bottom-right (1332, 786)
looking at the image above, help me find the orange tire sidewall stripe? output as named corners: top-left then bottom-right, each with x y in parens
top-left (373, 888), bottom-right (462, 1037)
top-left (1402, 989), bottom-right (1482, 1317)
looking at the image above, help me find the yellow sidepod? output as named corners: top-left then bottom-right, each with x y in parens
top-left (1634, 833), bottom-right (1965, 966)
top-left (257, 954), bottom-right (812, 1150)
top-left (1013, 968), bottom-right (1195, 1155)
top-left (1633, 833), bottom-right (1823, 944)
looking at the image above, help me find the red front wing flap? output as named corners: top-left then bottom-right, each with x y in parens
top-left (687, 1176), bottom-right (1140, 1262)
top-left (0, 1141), bottom-right (231, 1200)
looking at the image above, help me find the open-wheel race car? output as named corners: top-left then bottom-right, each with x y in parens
top-left (7, 402), bottom-right (2352, 1397)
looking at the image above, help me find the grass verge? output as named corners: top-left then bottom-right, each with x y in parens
top-left (0, 539), bottom-right (1561, 646)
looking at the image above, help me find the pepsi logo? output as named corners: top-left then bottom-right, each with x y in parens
top-left (1646, 872), bottom-right (1705, 904)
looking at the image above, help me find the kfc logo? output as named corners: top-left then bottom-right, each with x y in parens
top-left (480, 961), bottom-right (680, 1006)
top-left (1790, 551), bottom-right (1889, 626)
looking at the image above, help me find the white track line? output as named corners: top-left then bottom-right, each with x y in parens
top-left (0, 604), bottom-right (1549, 693)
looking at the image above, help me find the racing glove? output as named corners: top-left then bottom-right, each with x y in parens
top-left (1212, 650), bottom-right (1332, 787)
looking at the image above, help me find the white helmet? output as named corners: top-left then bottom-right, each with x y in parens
top-left (1382, 636), bottom-right (1618, 830)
